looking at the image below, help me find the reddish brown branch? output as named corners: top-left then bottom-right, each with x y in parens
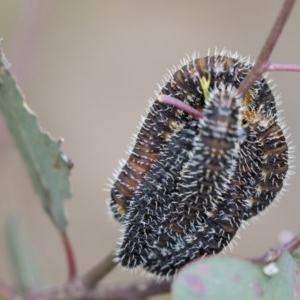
top-left (28, 278), bottom-right (170, 300)
top-left (79, 279), bottom-right (171, 300)
top-left (61, 232), bottom-right (77, 281)
top-left (250, 233), bottom-right (300, 265)
top-left (158, 94), bottom-right (203, 119)
top-left (27, 232), bottom-right (300, 300)
top-left (238, 0), bottom-right (296, 97)
top-left (81, 251), bottom-right (117, 289)
top-left (24, 253), bottom-right (117, 300)
top-left (23, 251), bottom-right (166, 300)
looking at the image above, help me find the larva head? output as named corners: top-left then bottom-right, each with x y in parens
top-left (203, 84), bottom-right (243, 140)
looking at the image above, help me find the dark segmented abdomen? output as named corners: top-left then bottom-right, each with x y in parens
top-left (110, 55), bottom-right (252, 222)
top-left (110, 53), bottom-right (289, 276)
top-left (110, 98), bottom-right (199, 221)
top-left (242, 121), bottom-right (288, 219)
top-left (117, 88), bottom-right (244, 275)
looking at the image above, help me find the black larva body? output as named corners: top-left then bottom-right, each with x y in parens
top-left (110, 54), bottom-right (289, 277)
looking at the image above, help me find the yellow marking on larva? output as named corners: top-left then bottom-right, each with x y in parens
top-left (244, 89), bottom-right (255, 107)
top-left (164, 131), bottom-right (172, 141)
top-left (168, 118), bottom-right (179, 130)
top-left (242, 89), bottom-right (264, 126)
top-left (242, 111), bottom-right (261, 125)
top-left (117, 204), bottom-right (127, 216)
top-left (198, 75), bottom-right (211, 103)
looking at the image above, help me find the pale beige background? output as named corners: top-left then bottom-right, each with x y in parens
top-left (0, 0), bottom-right (299, 298)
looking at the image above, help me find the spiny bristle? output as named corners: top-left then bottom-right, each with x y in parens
top-left (108, 52), bottom-right (291, 277)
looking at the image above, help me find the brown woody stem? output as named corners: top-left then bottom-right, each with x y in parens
top-left (26, 232), bottom-right (300, 300)
top-left (250, 233), bottom-right (300, 265)
top-left (81, 251), bottom-right (117, 289)
top-left (80, 279), bottom-right (171, 300)
top-left (238, 0), bottom-right (296, 97)
top-left (61, 232), bottom-right (77, 281)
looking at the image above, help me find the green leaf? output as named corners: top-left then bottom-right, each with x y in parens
top-left (5, 216), bottom-right (43, 293)
top-left (291, 242), bottom-right (300, 261)
top-left (172, 253), bottom-right (300, 300)
top-left (0, 47), bottom-right (72, 232)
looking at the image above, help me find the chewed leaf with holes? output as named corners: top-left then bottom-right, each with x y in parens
top-left (172, 253), bottom-right (300, 300)
top-left (0, 48), bottom-right (72, 232)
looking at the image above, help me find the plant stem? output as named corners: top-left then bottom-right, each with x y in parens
top-left (265, 63), bottom-right (300, 72)
top-left (61, 232), bottom-right (77, 281)
top-left (29, 278), bottom-right (170, 300)
top-left (250, 233), bottom-right (300, 265)
top-left (238, 0), bottom-right (296, 97)
top-left (158, 94), bottom-right (203, 119)
top-left (81, 279), bottom-right (171, 300)
top-left (81, 251), bottom-right (117, 289)
top-left (27, 231), bottom-right (300, 300)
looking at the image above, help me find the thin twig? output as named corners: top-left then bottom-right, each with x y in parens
top-left (24, 252), bottom-right (117, 299)
top-left (81, 251), bottom-right (117, 289)
top-left (61, 232), bottom-right (77, 281)
top-left (250, 233), bottom-right (300, 265)
top-left (81, 279), bottom-right (171, 300)
top-left (27, 232), bottom-right (300, 300)
top-left (265, 63), bottom-right (300, 72)
top-left (158, 94), bottom-right (203, 119)
top-left (238, 0), bottom-right (296, 97)
top-left (30, 278), bottom-right (170, 300)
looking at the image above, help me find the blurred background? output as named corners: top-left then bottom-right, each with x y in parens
top-left (0, 0), bottom-right (299, 298)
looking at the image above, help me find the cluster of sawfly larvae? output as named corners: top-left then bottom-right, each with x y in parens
top-left (109, 51), bottom-right (289, 277)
